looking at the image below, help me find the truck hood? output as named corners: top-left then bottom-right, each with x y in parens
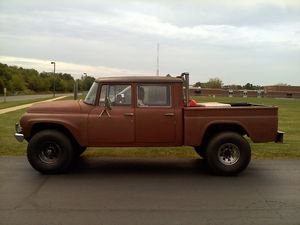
top-left (27, 100), bottom-right (80, 114)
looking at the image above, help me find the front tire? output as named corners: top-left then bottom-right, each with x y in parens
top-left (74, 146), bottom-right (87, 158)
top-left (27, 130), bottom-right (74, 174)
top-left (206, 132), bottom-right (251, 176)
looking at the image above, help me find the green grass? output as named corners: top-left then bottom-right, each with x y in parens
top-left (0, 97), bottom-right (53, 109)
top-left (0, 96), bottom-right (299, 158)
top-left (0, 108), bottom-right (29, 155)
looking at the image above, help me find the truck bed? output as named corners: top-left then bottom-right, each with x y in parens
top-left (183, 103), bottom-right (278, 146)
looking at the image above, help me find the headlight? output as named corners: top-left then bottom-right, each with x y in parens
top-left (15, 123), bottom-right (23, 133)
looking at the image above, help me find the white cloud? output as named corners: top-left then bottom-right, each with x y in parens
top-left (1, 8), bottom-right (299, 49)
top-left (0, 56), bottom-right (153, 78)
top-left (0, 0), bottom-right (299, 85)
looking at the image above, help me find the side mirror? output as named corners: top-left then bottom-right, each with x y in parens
top-left (105, 97), bottom-right (112, 110)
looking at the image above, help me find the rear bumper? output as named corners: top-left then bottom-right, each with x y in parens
top-left (275, 131), bottom-right (284, 143)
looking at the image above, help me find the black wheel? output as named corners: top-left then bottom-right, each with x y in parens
top-left (27, 130), bottom-right (74, 174)
top-left (206, 132), bottom-right (251, 176)
top-left (74, 145), bottom-right (87, 158)
top-left (194, 146), bottom-right (206, 158)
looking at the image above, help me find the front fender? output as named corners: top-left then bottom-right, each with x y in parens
top-left (20, 113), bottom-right (87, 146)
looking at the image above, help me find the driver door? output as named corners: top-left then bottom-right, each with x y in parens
top-left (87, 84), bottom-right (135, 146)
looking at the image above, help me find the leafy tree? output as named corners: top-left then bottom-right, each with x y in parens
top-left (193, 82), bottom-right (202, 87)
top-left (224, 84), bottom-right (242, 90)
top-left (78, 75), bottom-right (95, 91)
top-left (11, 74), bottom-right (26, 93)
top-left (0, 62), bottom-right (93, 95)
top-left (0, 77), bottom-right (7, 94)
top-left (243, 83), bottom-right (256, 90)
top-left (206, 78), bottom-right (223, 89)
top-left (0, 64), bottom-right (12, 94)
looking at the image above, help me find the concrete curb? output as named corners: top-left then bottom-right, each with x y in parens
top-left (0, 96), bottom-right (66, 115)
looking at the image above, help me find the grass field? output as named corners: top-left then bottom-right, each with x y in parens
top-left (0, 96), bottom-right (299, 158)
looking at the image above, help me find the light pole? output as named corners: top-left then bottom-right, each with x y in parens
top-left (156, 42), bottom-right (159, 76)
top-left (51, 61), bottom-right (56, 97)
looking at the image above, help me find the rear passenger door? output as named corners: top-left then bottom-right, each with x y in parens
top-left (135, 84), bottom-right (176, 144)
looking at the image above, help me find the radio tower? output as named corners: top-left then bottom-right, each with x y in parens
top-left (156, 42), bottom-right (159, 76)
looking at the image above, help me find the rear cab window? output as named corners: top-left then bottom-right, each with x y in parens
top-left (137, 84), bottom-right (171, 107)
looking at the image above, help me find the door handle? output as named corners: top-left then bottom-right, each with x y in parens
top-left (124, 112), bottom-right (134, 116)
top-left (164, 113), bottom-right (175, 116)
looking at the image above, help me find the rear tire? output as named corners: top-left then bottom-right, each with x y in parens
top-left (27, 130), bottom-right (74, 174)
top-left (206, 132), bottom-right (251, 176)
top-left (194, 146), bottom-right (206, 158)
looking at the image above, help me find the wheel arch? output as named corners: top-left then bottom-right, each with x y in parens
top-left (200, 122), bottom-right (249, 147)
top-left (29, 122), bottom-right (83, 148)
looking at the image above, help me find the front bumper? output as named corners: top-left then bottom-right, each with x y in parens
top-left (15, 133), bottom-right (24, 142)
top-left (275, 131), bottom-right (284, 143)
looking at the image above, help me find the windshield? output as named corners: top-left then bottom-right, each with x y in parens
top-left (84, 82), bottom-right (98, 105)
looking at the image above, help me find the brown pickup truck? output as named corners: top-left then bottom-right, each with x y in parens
top-left (15, 73), bottom-right (283, 175)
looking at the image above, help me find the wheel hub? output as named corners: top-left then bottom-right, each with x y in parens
top-left (39, 142), bottom-right (61, 164)
top-left (45, 146), bottom-right (57, 158)
top-left (218, 143), bottom-right (240, 165)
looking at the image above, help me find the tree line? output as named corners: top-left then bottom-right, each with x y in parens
top-left (0, 62), bottom-right (264, 95)
top-left (193, 78), bottom-right (262, 90)
top-left (0, 63), bottom-right (95, 95)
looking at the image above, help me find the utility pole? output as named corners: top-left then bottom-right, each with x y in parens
top-left (3, 87), bottom-right (6, 103)
top-left (51, 61), bottom-right (56, 97)
top-left (74, 81), bottom-right (78, 100)
top-left (156, 42), bottom-right (159, 76)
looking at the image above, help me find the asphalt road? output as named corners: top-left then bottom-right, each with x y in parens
top-left (0, 157), bottom-right (300, 225)
top-left (0, 93), bottom-right (73, 102)
top-left (0, 96), bottom-right (67, 115)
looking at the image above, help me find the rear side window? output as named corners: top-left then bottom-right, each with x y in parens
top-left (137, 85), bottom-right (171, 107)
top-left (99, 84), bottom-right (132, 106)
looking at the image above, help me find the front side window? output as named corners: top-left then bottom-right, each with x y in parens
top-left (99, 84), bottom-right (132, 106)
top-left (84, 82), bottom-right (98, 105)
top-left (137, 85), bottom-right (171, 107)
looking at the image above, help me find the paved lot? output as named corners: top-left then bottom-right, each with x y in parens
top-left (0, 157), bottom-right (299, 225)
top-left (0, 93), bottom-right (72, 102)
top-left (0, 96), bottom-right (66, 114)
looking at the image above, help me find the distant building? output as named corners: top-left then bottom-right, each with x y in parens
top-left (189, 85), bottom-right (300, 99)
top-left (190, 87), bottom-right (227, 97)
top-left (264, 85), bottom-right (300, 98)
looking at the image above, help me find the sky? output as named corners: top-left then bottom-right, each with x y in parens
top-left (0, 0), bottom-right (299, 85)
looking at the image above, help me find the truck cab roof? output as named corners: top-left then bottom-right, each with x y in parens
top-left (95, 76), bottom-right (183, 83)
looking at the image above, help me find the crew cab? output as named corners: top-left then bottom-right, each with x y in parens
top-left (15, 73), bottom-right (283, 175)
